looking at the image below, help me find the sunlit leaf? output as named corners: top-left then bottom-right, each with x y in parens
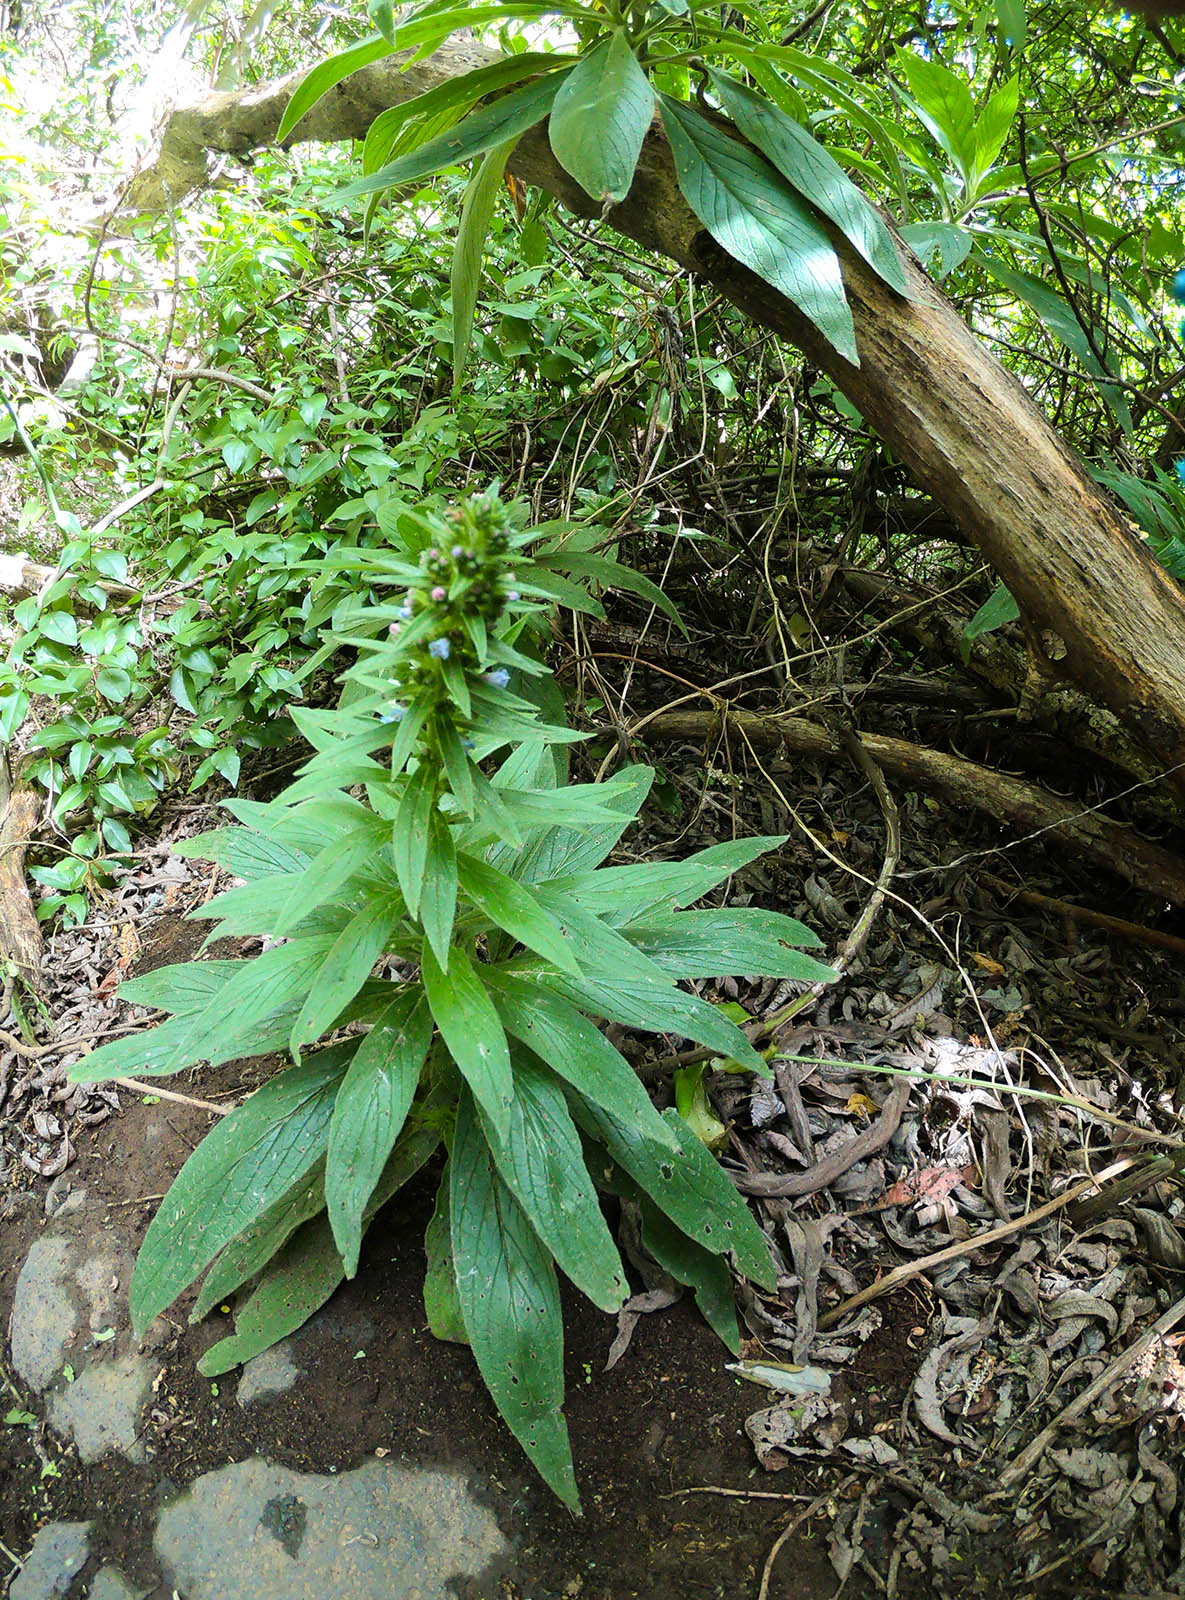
top-left (548, 31), bottom-right (653, 206)
top-left (658, 97), bottom-right (857, 365)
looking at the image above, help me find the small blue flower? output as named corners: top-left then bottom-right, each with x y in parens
top-left (485, 667), bottom-right (510, 689)
top-left (1173, 268), bottom-right (1185, 305)
top-left (379, 703), bottom-right (407, 724)
top-left (398, 603), bottom-right (413, 620)
top-left (451, 545), bottom-right (464, 559)
top-left (506, 590), bottom-right (520, 603)
top-left (429, 638), bottom-right (451, 660)
top-left (462, 737), bottom-right (475, 751)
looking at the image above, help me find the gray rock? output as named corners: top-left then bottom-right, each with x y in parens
top-left (86, 1566), bottom-right (148, 1600)
top-left (43, 1178), bottom-right (87, 1220)
top-left (48, 1354), bottom-right (153, 1463)
top-left (9, 1237), bottom-right (77, 1391)
top-left (236, 1341), bottom-right (298, 1406)
top-left (72, 1250), bottom-right (123, 1338)
top-left (155, 1456), bottom-right (509, 1600)
top-left (9, 1521), bottom-right (90, 1600)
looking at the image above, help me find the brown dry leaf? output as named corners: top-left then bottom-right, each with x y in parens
top-left (505, 171), bottom-right (527, 217)
top-left (845, 1092), bottom-right (878, 1118)
top-left (116, 922), bottom-right (141, 968)
top-left (878, 1164), bottom-right (973, 1210)
top-left (971, 952), bottom-right (1006, 975)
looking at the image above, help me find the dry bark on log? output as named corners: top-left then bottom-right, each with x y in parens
top-left (119, 40), bottom-right (1185, 794)
top-left (0, 758), bottom-right (44, 981)
top-left (838, 566), bottom-right (1176, 812)
top-left (637, 707), bottom-right (1185, 904)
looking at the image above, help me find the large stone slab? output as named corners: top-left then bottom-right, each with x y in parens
top-left (8, 1521), bottom-right (90, 1600)
top-left (48, 1353), bottom-right (154, 1463)
top-left (7, 1194), bottom-right (153, 1464)
top-left (9, 1236), bottom-right (77, 1392)
top-left (155, 1456), bottom-right (510, 1600)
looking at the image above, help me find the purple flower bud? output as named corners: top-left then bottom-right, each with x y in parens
top-left (431, 585), bottom-right (447, 603)
top-left (427, 548), bottom-right (440, 560)
top-left (388, 622), bottom-right (401, 636)
top-left (429, 638), bottom-right (451, 660)
top-left (485, 667), bottom-right (510, 689)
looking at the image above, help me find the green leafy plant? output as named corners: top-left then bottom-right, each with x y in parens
top-left (71, 488), bottom-right (834, 1506)
top-left (281, 1), bottom-right (910, 382)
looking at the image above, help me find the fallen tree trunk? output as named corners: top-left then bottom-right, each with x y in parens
top-left (637, 707), bottom-right (1185, 904)
top-left (124, 40), bottom-right (1185, 792)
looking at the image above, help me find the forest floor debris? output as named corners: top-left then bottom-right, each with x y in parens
top-left (2, 742), bottom-right (1185, 1596)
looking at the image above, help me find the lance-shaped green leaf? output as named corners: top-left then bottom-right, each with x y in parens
top-left (896, 52), bottom-right (977, 182)
top-left (197, 1214), bottom-right (345, 1378)
top-left (488, 764), bottom-right (652, 884)
top-left (969, 76), bottom-right (1018, 198)
top-left (995, 0), bottom-right (1026, 50)
top-left (534, 548), bottom-right (685, 632)
top-left (451, 1092), bottom-right (578, 1509)
top-left (289, 893), bottom-right (402, 1057)
top-left (270, 821), bottom-right (386, 937)
top-left (197, 1113), bottom-right (443, 1373)
top-left (361, 52), bottom-right (562, 176)
top-left (548, 834), bottom-right (788, 925)
top-left (659, 96), bottom-right (857, 365)
top-left (368, 0), bottom-right (397, 44)
top-left (961, 580), bottom-right (1019, 661)
top-left (192, 1162), bottom-right (326, 1322)
top-left (424, 1170), bottom-right (467, 1342)
top-left (639, 1196), bottom-right (741, 1351)
top-left (482, 971), bottom-right (679, 1148)
top-left (72, 938), bottom-right (338, 1083)
top-left (705, 69), bottom-right (907, 297)
top-left (422, 940), bottom-right (513, 1139)
top-left (457, 852), bottom-right (581, 973)
top-left (548, 32), bottom-right (653, 206)
top-left (479, 1053), bottom-right (627, 1313)
top-left (977, 253), bottom-right (1132, 431)
top-left (118, 960), bottom-right (245, 1015)
top-left (394, 761), bottom-right (438, 917)
top-left (453, 136), bottom-right (518, 386)
top-left (420, 809), bottom-right (458, 968)
top-left (326, 991), bottom-right (432, 1276)
top-left (597, 1162), bottom-right (741, 1352)
top-left (129, 1045), bottom-right (354, 1333)
top-left (436, 714), bottom-right (475, 816)
top-left (338, 71), bottom-right (571, 202)
top-left (573, 1101), bottom-right (776, 1289)
top-left (278, 33), bottom-right (392, 140)
top-left (174, 825), bottom-right (310, 880)
top-left (899, 221), bottom-right (972, 279)
top-left (625, 908), bottom-right (835, 981)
